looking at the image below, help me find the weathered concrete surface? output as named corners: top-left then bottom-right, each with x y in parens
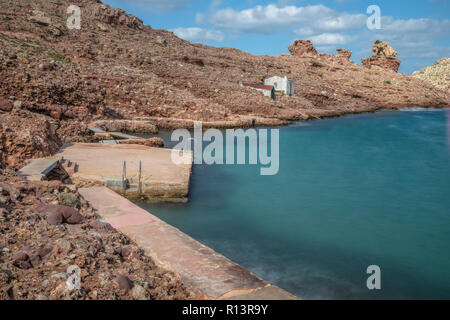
top-left (79, 187), bottom-right (297, 300)
top-left (48, 143), bottom-right (192, 201)
top-left (18, 158), bottom-right (59, 181)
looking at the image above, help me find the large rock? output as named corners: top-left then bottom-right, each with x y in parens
top-left (28, 10), bottom-right (51, 26)
top-left (0, 99), bottom-right (13, 112)
top-left (36, 204), bottom-right (83, 225)
top-left (289, 40), bottom-right (318, 57)
top-left (362, 41), bottom-right (401, 72)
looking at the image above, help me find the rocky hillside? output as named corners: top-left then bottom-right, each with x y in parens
top-left (0, 0), bottom-right (448, 168)
top-left (412, 58), bottom-right (450, 92)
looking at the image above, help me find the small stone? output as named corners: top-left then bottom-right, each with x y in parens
top-left (58, 192), bottom-right (79, 208)
top-left (90, 220), bottom-right (115, 233)
top-left (115, 275), bottom-right (133, 293)
top-left (57, 239), bottom-right (72, 250)
top-left (13, 100), bottom-right (24, 109)
top-left (131, 284), bottom-right (149, 300)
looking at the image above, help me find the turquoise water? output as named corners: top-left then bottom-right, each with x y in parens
top-left (137, 108), bottom-right (450, 299)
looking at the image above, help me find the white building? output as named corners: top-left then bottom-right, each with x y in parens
top-left (264, 76), bottom-right (294, 96)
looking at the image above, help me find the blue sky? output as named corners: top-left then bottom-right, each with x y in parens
top-left (103, 0), bottom-right (449, 74)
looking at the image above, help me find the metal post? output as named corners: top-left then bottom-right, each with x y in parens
top-left (138, 160), bottom-right (142, 197)
top-left (122, 160), bottom-right (126, 195)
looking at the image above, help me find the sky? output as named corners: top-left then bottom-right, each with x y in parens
top-left (102, 0), bottom-right (449, 74)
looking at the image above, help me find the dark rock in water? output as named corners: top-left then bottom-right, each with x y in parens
top-left (115, 275), bottom-right (133, 292)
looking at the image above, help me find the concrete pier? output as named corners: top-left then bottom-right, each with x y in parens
top-left (79, 187), bottom-right (298, 300)
top-left (47, 143), bottom-right (192, 202)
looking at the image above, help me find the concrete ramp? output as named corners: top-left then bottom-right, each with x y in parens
top-left (79, 187), bottom-right (298, 300)
top-left (18, 159), bottom-right (59, 181)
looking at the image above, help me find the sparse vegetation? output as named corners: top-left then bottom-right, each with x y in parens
top-left (374, 40), bottom-right (382, 45)
top-left (48, 52), bottom-right (71, 64)
top-left (384, 80), bottom-right (392, 85)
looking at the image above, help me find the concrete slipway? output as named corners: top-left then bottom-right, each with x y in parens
top-left (79, 187), bottom-right (298, 300)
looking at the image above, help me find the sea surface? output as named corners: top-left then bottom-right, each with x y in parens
top-left (136, 108), bottom-right (450, 299)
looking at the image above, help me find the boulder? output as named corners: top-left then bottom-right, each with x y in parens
top-left (28, 10), bottom-right (51, 26)
top-left (90, 220), bottom-right (116, 233)
top-left (115, 275), bottom-right (133, 292)
top-left (36, 204), bottom-right (83, 225)
top-left (0, 99), bottom-right (13, 112)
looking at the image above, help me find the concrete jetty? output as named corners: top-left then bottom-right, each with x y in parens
top-left (79, 187), bottom-right (298, 300)
top-left (47, 143), bottom-right (192, 202)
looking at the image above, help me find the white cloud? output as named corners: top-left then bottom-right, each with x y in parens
top-left (308, 33), bottom-right (353, 45)
top-left (198, 4), bottom-right (335, 33)
top-left (172, 27), bottom-right (225, 43)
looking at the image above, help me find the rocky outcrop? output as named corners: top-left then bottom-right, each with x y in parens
top-left (412, 58), bottom-right (450, 92)
top-left (90, 120), bottom-right (158, 134)
top-left (117, 137), bottom-right (164, 148)
top-left (28, 10), bottom-right (63, 37)
top-left (362, 41), bottom-right (401, 72)
top-left (336, 49), bottom-right (352, 61)
top-left (289, 40), bottom-right (318, 57)
top-left (90, 3), bottom-right (144, 30)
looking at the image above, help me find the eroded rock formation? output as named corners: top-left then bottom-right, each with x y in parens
top-left (288, 40), bottom-right (318, 57)
top-left (362, 41), bottom-right (401, 72)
